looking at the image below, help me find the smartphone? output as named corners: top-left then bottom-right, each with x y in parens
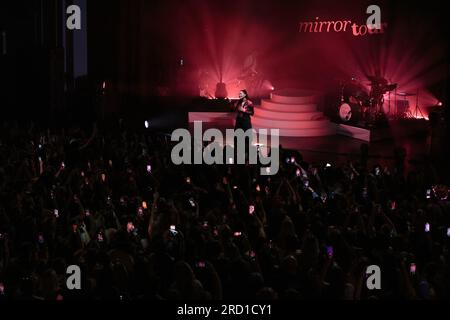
top-left (425, 223), bottom-right (431, 233)
top-left (249, 205), bottom-right (255, 215)
top-left (256, 184), bottom-right (261, 192)
top-left (296, 168), bottom-right (301, 177)
top-left (410, 263), bottom-right (416, 275)
top-left (186, 177), bottom-right (191, 184)
top-left (146, 165), bottom-right (152, 173)
top-left (101, 173), bottom-right (106, 182)
top-left (61, 162), bottom-right (65, 170)
top-left (375, 167), bottom-right (380, 176)
top-left (81, 171), bottom-right (85, 177)
top-left (169, 225), bottom-right (177, 236)
top-left (391, 201), bottom-right (396, 210)
top-left (326, 245), bottom-right (333, 258)
top-left (142, 201), bottom-right (147, 209)
top-left (144, 121), bottom-right (149, 129)
top-left (234, 231), bottom-right (242, 237)
top-left (290, 156), bottom-right (296, 164)
top-left (97, 232), bottom-right (104, 242)
top-left (189, 198), bottom-right (196, 208)
top-left (325, 163), bottom-right (332, 168)
top-left (54, 209), bottom-right (59, 218)
top-left (426, 189), bottom-right (431, 199)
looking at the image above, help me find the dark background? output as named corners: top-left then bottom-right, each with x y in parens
top-left (0, 0), bottom-right (449, 121)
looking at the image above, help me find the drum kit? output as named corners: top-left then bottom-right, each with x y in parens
top-left (337, 75), bottom-right (419, 125)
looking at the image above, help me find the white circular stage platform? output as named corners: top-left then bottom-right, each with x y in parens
top-left (252, 89), bottom-right (336, 137)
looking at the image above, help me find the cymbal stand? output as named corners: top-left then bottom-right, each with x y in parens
top-left (412, 89), bottom-right (425, 119)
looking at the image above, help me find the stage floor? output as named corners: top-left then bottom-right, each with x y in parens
top-left (276, 134), bottom-right (429, 169)
top-left (185, 122), bottom-right (429, 170)
top-left (144, 105), bottom-right (431, 171)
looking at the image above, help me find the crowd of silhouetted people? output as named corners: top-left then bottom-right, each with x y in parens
top-left (0, 119), bottom-right (449, 300)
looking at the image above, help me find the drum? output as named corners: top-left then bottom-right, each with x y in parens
top-left (339, 103), bottom-right (360, 123)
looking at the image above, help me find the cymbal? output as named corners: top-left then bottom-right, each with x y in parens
top-left (396, 92), bottom-right (415, 97)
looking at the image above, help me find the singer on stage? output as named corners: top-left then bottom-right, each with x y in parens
top-left (234, 89), bottom-right (254, 131)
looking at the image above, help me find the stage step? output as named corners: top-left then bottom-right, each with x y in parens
top-left (253, 124), bottom-right (337, 137)
top-left (271, 89), bottom-right (321, 104)
top-left (254, 108), bottom-right (324, 121)
top-left (252, 117), bottom-right (331, 129)
top-left (252, 88), bottom-right (335, 137)
top-left (261, 99), bottom-right (318, 112)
